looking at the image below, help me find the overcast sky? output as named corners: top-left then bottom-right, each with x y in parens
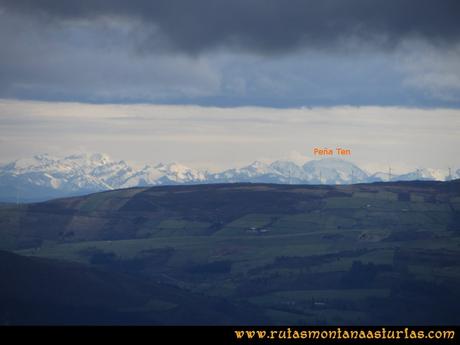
top-left (1, 100), bottom-right (459, 174)
top-left (0, 1), bottom-right (459, 172)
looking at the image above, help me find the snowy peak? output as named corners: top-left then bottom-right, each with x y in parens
top-left (303, 158), bottom-right (368, 184)
top-left (211, 160), bottom-right (273, 182)
top-left (0, 153), bottom-right (211, 201)
top-left (212, 158), bottom-right (370, 185)
top-left (368, 172), bottom-right (392, 182)
top-left (303, 158), bottom-right (364, 172)
top-left (3, 154), bottom-right (60, 173)
top-left (0, 153), bottom-right (458, 202)
top-left (270, 160), bottom-right (301, 172)
top-left (242, 161), bottom-right (271, 175)
top-left (0, 153), bottom-right (118, 200)
top-left (397, 168), bottom-right (449, 181)
top-left (154, 162), bottom-right (207, 183)
top-left (64, 152), bottom-right (111, 164)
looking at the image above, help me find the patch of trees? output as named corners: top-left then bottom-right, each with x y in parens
top-left (184, 260), bottom-right (232, 275)
top-left (78, 248), bottom-right (117, 265)
top-left (398, 192), bottom-right (410, 201)
top-left (341, 261), bottom-right (392, 288)
top-left (369, 278), bottom-right (460, 324)
top-left (325, 191), bottom-right (352, 198)
top-left (78, 247), bottom-right (175, 274)
top-left (448, 211), bottom-right (460, 231)
top-left (383, 230), bottom-right (433, 242)
top-left (271, 249), bottom-right (370, 269)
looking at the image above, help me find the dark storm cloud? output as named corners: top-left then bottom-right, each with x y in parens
top-left (1, 0), bottom-right (459, 54)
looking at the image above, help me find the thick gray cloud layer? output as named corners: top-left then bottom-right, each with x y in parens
top-left (1, 0), bottom-right (460, 54)
top-left (0, 1), bottom-right (459, 105)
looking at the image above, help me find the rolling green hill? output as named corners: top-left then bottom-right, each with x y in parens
top-left (0, 250), bottom-right (265, 325)
top-left (1, 181), bottom-right (460, 324)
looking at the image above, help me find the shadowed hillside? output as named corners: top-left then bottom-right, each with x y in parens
top-left (1, 181), bottom-right (460, 325)
top-left (0, 250), bottom-right (265, 325)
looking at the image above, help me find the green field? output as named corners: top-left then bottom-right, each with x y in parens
top-left (2, 181), bottom-right (460, 324)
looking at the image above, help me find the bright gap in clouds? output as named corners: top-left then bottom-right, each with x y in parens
top-left (0, 100), bottom-right (459, 174)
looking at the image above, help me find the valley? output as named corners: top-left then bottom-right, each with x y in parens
top-left (1, 181), bottom-right (460, 324)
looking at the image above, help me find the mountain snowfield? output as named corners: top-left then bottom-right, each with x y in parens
top-left (0, 153), bottom-right (458, 202)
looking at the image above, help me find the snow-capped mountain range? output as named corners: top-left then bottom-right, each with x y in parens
top-left (0, 153), bottom-right (458, 202)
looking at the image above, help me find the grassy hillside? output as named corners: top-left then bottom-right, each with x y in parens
top-left (1, 181), bottom-right (460, 324)
top-left (0, 250), bottom-right (265, 325)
